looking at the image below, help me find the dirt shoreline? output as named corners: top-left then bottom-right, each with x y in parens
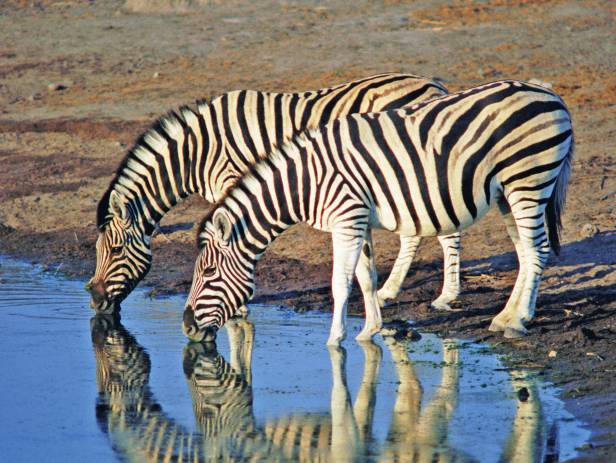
top-left (1, 0), bottom-right (614, 460)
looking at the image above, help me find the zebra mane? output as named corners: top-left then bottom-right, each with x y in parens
top-left (194, 131), bottom-right (310, 249)
top-left (96, 101), bottom-right (209, 231)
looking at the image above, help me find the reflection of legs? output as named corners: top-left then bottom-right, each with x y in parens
top-left (354, 341), bottom-right (382, 443)
top-left (356, 231), bottom-right (383, 341)
top-left (328, 346), bottom-right (359, 462)
top-left (414, 339), bottom-right (460, 462)
top-left (328, 228), bottom-right (366, 346)
top-left (226, 318), bottom-right (254, 385)
top-left (500, 370), bottom-right (544, 463)
top-left (377, 235), bottom-right (421, 307)
top-left (431, 233), bottom-right (462, 311)
top-left (382, 337), bottom-right (422, 450)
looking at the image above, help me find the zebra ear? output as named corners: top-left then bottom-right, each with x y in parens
top-left (109, 190), bottom-right (131, 223)
top-left (212, 209), bottom-right (232, 244)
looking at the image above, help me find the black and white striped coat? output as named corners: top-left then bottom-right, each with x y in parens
top-left (88, 73), bottom-right (456, 315)
top-left (185, 80), bottom-right (573, 344)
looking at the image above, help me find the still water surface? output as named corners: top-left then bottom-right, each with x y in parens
top-left (0, 257), bottom-right (589, 461)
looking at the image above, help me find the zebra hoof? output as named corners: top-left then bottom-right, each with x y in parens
top-left (504, 326), bottom-right (528, 339)
top-left (377, 296), bottom-right (395, 308)
top-left (327, 331), bottom-right (346, 347)
top-left (431, 294), bottom-right (460, 311)
top-left (355, 327), bottom-right (380, 342)
top-left (488, 319), bottom-right (506, 332)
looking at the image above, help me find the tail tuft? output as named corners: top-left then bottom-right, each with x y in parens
top-left (545, 138), bottom-right (574, 255)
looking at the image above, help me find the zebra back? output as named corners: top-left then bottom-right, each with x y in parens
top-left (96, 73), bottom-right (446, 231)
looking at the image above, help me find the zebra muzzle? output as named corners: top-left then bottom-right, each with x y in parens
top-left (183, 308), bottom-right (218, 343)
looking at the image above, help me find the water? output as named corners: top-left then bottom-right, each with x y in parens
top-left (0, 257), bottom-right (589, 462)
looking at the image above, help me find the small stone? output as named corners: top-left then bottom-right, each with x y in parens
top-left (405, 328), bottom-right (422, 341)
top-left (152, 72), bottom-right (160, 78)
top-left (47, 82), bottom-right (68, 91)
top-left (580, 223), bottom-right (599, 238)
top-left (548, 350), bottom-right (557, 358)
top-left (517, 387), bottom-right (530, 402)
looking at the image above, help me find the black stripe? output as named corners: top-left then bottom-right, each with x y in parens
top-left (195, 111), bottom-right (209, 194)
top-left (255, 92), bottom-right (271, 156)
top-left (273, 93), bottom-right (284, 146)
top-left (236, 91), bottom-right (259, 161)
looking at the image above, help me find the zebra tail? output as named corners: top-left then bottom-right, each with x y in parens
top-left (545, 136), bottom-right (574, 256)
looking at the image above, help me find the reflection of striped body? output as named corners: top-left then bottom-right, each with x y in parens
top-left (187, 80), bottom-right (574, 344)
top-left (91, 316), bottom-right (550, 461)
top-left (92, 316), bottom-right (282, 462)
top-left (88, 73), bottom-right (453, 314)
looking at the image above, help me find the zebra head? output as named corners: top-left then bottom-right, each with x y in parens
top-left (87, 190), bottom-right (152, 314)
top-left (184, 208), bottom-right (255, 343)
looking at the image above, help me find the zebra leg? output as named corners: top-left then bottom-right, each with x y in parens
top-left (327, 230), bottom-right (365, 346)
top-left (502, 204), bottom-right (551, 339)
top-left (355, 231), bottom-right (383, 341)
top-left (490, 200), bottom-right (527, 332)
top-left (377, 235), bottom-right (422, 307)
top-left (431, 233), bottom-right (462, 311)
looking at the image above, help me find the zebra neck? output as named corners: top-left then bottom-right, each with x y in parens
top-left (109, 108), bottom-right (215, 232)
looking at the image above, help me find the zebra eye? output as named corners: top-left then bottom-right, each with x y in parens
top-left (202, 266), bottom-right (216, 278)
top-left (111, 246), bottom-right (123, 255)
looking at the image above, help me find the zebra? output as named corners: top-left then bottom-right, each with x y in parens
top-left (87, 73), bottom-right (462, 316)
top-left (184, 80), bottom-right (573, 344)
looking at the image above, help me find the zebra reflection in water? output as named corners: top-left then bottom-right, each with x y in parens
top-left (91, 315), bottom-right (552, 462)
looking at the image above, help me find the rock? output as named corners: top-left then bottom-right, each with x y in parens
top-left (381, 320), bottom-right (421, 342)
top-left (580, 223), bottom-right (599, 238)
top-left (548, 350), bottom-right (557, 358)
top-left (47, 82), bottom-right (69, 91)
top-left (576, 326), bottom-right (600, 343)
top-left (517, 387), bottom-right (530, 402)
top-left (152, 72), bottom-right (160, 78)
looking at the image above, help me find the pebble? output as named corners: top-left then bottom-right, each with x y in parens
top-left (517, 387), bottom-right (530, 402)
top-left (152, 72), bottom-right (160, 78)
top-left (47, 82), bottom-right (69, 91)
top-left (548, 350), bottom-right (557, 358)
top-left (580, 223), bottom-right (599, 238)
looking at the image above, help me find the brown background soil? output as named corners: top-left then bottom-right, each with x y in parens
top-left (1, 1), bottom-right (615, 459)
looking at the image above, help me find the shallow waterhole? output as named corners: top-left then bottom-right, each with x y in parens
top-left (0, 257), bottom-right (589, 462)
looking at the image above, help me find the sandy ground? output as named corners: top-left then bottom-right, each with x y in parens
top-left (1, 0), bottom-right (615, 459)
